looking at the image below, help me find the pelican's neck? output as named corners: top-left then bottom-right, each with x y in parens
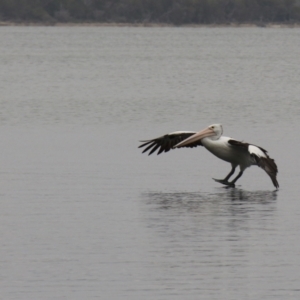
top-left (201, 135), bottom-right (229, 149)
top-left (206, 133), bottom-right (222, 141)
top-left (201, 136), bottom-right (232, 162)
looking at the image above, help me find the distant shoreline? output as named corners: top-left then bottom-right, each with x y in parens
top-left (1, 21), bottom-right (300, 28)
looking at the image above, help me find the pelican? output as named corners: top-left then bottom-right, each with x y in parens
top-left (139, 124), bottom-right (279, 188)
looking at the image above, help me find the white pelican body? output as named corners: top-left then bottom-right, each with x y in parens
top-left (202, 136), bottom-right (241, 163)
top-left (139, 124), bottom-right (279, 188)
top-left (202, 136), bottom-right (253, 168)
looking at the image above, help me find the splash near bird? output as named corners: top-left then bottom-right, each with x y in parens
top-left (139, 124), bottom-right (279, 189)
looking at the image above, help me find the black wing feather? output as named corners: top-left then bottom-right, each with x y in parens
top-left (141, 142), bottom-right (156, 154)
top-left (139, 132), bottom-right (203, 155)
top-left (252, 155), bottom-right (279, 189)
top-left (149, 143), bottom-right (160, 155)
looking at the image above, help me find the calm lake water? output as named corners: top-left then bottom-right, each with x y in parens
top-left (0, 26), bottom-right (300, 299)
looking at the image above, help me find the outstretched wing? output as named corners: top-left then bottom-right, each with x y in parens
top-left (228, 139), bottom-right (279, 188)
top-left (139, 131), bottom-right (203, 155)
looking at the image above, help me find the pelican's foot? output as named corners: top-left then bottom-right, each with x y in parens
top-left (213, 178), bottom-right (235, 187)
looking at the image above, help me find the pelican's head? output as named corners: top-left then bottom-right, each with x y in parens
top-left (208, 124), bottom-right (223, 139)
top-left (174, 123), bottom-right (223, 148)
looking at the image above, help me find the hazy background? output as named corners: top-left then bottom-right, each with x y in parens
top-left (1, 0), bottom-right (300, 25)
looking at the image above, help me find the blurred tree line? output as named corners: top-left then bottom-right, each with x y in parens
top-left (0, 0), bottom-right (300, 24)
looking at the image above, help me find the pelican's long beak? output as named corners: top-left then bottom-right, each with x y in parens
top-left (174, 127), bottom-right (215, 148)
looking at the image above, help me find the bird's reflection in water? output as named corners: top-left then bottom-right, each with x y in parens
top-left (141, 188), bottom-right (277, 244)
top-left (225, 188), bottom-right (278, 202)
top-left (142, 188), bottom-right (277, 216)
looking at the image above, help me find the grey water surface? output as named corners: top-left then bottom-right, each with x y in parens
top-left (0, 26), bottom-right (300, 299)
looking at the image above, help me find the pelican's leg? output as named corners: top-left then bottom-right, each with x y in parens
top-left (213, 165), bottom-right (236, 186)
top-left (228, 170), bottom-right (244, 186)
